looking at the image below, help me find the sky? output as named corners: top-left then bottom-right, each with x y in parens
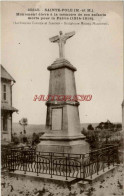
top-left (1, 1), bottom-right (123, 125)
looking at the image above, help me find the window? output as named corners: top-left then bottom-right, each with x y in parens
top-left (3, 84), bottom-right (7, 100)
top-left (3, 115), bottom-right (7, 132)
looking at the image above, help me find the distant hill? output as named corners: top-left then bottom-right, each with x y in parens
top-left (13, 122), bottom-right (121, 137)
top-left (13, 122), bottom-right (99, 136)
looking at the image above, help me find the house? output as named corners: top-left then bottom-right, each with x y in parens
top-left (1, 65), bottom-right (18, 143)
top-left (122, 100), bottom-right (124, 131)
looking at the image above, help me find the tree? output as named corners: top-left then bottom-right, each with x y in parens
top-left (87, 124), bottom-right (94, 131)
top-left (96, 120), bottom-right (114, 131)
top-left (32, 133), bottom-right (40, 145)
top-left (12, 133), bottom-right (20, 145)
top-left (81, 128), bottom-right (87, 136)
top-left (116, 123), bottom-right (122, 130)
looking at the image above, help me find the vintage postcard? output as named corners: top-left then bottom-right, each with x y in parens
top-left (1, 1), bottom-right (123, 196)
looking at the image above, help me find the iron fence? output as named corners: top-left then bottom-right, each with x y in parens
top-left (1, 145), bottom-right (118, 180)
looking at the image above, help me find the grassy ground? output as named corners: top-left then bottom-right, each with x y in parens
top-left (1, 165), bottom-right (123, 196)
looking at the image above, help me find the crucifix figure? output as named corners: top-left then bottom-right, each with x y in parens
top-left (49, 31), bottom-right (75, 58)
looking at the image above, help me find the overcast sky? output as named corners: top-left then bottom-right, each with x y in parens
top-left (1, 1), bottom-right (123, 124)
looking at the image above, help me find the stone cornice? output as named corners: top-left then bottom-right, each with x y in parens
top-left (40, 135), bottom-right (85, 141)
top-left (47, 58), bottom-right (77, 71)
top-left (46, 101), bottom-right (80, 106)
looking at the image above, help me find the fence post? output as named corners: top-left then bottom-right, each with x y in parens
top-left (68, 154), bottom-right (70, 177)
top-left (107, 149), bottom-right (110, 169)
top-left (113, 147), bottom-right (115, 167)
top-left (102, 149), bottom-right (105, 172)
top-left (50, 153), bottom-right (53, 178)
top-left (23, 151), bottom-right (26, 174)
top-left (96, 152), bottom-right (99, 175)
top-left (83, 155), bottom-right (85, 180)
top-left (11, 150), bottom-right (14, 172)
top-left (37, 154), bottom-right (39, 176)
top-left (13, 150), bottom-right (15, 172)
top-left (11, 149), bottom-right (15, 172)
top-left (80, 155), bottom-right (82, 179)
top-left (65, 156), bottom-right (68, 180)
top-left (116, 145), bottom-right (119, 164)
top-left (90, 152), bottom-right (93, 179)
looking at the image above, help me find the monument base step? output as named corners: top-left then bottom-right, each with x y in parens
top-left (37, 139), bottom-right (90, 154)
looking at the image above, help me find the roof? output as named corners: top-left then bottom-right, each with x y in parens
top-left (1, 65), bottom-right (16, 82)
top-left (1, 104), bottom-right (18, 112)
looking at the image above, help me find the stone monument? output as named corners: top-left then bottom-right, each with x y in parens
top-left (37, 31), bottom-right (90, 154)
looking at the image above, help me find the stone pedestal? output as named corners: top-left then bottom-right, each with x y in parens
top-left (37, 58), bottom-right (90, 154)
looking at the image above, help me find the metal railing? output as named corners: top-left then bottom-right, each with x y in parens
top-left (1, 145), bottom-right (118, 180)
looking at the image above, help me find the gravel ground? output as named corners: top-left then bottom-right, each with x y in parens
top-left (1, 165), bottom-right (123, 196)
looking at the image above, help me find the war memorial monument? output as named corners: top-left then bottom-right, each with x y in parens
top-left (37, 31), bottom-right (89, 154)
